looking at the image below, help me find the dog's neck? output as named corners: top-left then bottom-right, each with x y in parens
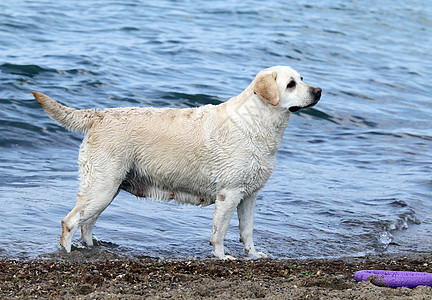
top-left (225, 86), bottom-right (291, 155)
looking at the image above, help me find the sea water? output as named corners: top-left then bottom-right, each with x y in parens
top-left (0, 0), bottom-right (431, 259)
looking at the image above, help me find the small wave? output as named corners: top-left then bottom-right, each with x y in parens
top-left (0, 63), bottom-right (56, 77)
top-left (375, 207), bottom-right (420, 251)
top-left (0, 63), bottom-right (99, 78)
top-left (120, 26), bottom-right (140, 32)
top-left (323, 29), bottom-right (347, 36)
top-left (364, 130), bottom-right (432, 142)
top-left (55, 68), bottom-right (99, 76)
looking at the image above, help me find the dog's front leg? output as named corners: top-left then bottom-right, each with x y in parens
top-left (210, 190), bottom-right (242, 260)
top-left (237, 192), bottom-right (268, 258)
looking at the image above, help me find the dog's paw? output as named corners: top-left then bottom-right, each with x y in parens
top-left (249, 250), bottom-right (268, 259)
top-left (212, 250), bottom-right (236, 260)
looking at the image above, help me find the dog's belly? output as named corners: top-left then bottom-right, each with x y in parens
top-left (120, 171), bottom-right (215, 206)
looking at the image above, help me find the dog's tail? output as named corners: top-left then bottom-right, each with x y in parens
top-left (31, 91), bottom-right (102, 134)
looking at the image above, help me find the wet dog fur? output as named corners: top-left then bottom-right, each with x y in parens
top-left (32, 66), bottom-right (321, 259)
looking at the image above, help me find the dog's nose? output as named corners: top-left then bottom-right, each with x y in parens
top-left (313, 87), bottom-right (322, 100)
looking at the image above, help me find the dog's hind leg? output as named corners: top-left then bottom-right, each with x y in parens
top-left (60, 145), bottom-right (125, 252)
top-left (80, 188), bottom-right (120, 247)
top-left (237, 192), bottom-right (267, 258)
top-left (210, 190), bottom-right (242, 260)
top-left (60, 183), bottom-right (121, 252)
top-left (80, 215), bottom-right (98, 246)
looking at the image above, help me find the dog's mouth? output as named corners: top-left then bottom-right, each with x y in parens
top-left (288, 101), bottom-right (318, 113)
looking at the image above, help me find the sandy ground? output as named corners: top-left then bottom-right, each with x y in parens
top-left (2, 252), bottom-right (432, 299)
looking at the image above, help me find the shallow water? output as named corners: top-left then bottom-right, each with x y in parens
top-left (0, 0), bottom-right (431, 260)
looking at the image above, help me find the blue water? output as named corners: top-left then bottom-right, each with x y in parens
top-left (0, 0), bottom-right (431, 260)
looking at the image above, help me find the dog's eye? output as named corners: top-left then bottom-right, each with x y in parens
top-left (300, 77), bottom-right (303, 81)
top-left (287, 80), bottom-right (296, 89)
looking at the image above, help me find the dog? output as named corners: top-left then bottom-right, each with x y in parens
top-left (32, 66), bottom-right (321, 259)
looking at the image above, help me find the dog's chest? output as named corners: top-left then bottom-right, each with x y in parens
top-left (235, 152), bottom-right (277, 192)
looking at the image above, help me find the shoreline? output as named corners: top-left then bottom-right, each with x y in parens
top-left (2, 253), bottom-right (432, 299)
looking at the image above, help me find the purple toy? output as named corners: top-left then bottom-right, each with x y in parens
top-left (355, 270), bottom-right (432, 288)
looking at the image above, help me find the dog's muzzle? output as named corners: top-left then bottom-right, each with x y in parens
top-left (288, 87), bottom-right (322, 113)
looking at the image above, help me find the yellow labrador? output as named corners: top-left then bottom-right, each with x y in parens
top-left (32, 66), bottom-right (321, 259)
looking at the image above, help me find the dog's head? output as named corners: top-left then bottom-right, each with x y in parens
top-left (253, 66), bottom-right (321, 112)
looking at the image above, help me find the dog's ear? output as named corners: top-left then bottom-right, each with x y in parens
top-left (253, 72), bottom-right (280, 106)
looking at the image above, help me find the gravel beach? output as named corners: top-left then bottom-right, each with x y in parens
top-left (2, 253), bottom-right (432, 299)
